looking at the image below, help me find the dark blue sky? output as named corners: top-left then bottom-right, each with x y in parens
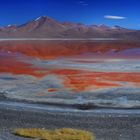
top-left (0, 0), bottom-right (140, 29)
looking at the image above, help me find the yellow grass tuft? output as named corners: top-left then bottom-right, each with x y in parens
top-left (14, 128), bottom-right (95, 140)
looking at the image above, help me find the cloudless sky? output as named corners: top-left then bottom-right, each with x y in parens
top-left (0, 0), bottom-right (140, 29)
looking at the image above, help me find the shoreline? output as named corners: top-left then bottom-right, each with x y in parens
top-left (0, 38), bottom-right (119, 41)
top-left (0, 38), bottom-right (139, 42)
top-left (0, 94), bottom-right (140, 114)
top-left (3, 90), bottom-right (140, 109)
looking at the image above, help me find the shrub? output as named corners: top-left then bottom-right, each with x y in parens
top-left (14, 128), bottom-right (95, 140)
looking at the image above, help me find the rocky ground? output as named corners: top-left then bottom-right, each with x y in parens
top-left (0, 95), bottom-right (140, 140)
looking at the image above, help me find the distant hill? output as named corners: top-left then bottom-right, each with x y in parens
top-left (0, 16), bottom-right (140, 40)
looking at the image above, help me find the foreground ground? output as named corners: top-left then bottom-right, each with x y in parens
top-left (0, 40), bottom-right (140, 140)
top-left (0, 97), bottom-right (140, 140)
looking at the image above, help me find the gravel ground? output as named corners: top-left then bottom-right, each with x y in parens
top-left (0, 99), bottom-right (140, 140)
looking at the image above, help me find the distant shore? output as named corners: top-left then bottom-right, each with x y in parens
top-left (0, 38), bottom-right (119, 41)
top-left (0, 38), bottom-right (139, 43)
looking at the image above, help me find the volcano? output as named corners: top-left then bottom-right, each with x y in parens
top-left (0, 16), bottom-right (139, 39)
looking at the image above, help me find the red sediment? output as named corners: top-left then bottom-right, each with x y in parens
top-left (0, 54), bottom-right (140, 91)
top-left (0, 41), bottom-right (140, 92)
top-left (51, 69), bottom-right (140, 92)
top-left (48, 88), bottom-right (58, 92)
top-left (0, 41), bottom-right (140, 59)
top-left (0, 55), bottom-right (48, 77)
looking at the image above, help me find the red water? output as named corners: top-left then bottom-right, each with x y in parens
top-left (0, 41), bottom-right (140, 59)
top-left (52, 69), bottom-right (140, 91)
top-left (0, 41), bottom-right (140, 92)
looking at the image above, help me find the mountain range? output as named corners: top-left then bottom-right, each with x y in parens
top-left (0, 16), bottom-right (140, 39)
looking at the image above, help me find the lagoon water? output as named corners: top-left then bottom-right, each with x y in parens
top-left (0, 40), bottom-right (140, 108)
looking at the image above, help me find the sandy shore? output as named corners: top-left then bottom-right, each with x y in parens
top-left (0, 96), bottom-right (140, 140)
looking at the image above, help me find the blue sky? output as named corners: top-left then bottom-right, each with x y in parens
top-left (0, 0), bottom-right (140, 29)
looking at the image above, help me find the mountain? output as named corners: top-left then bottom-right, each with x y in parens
top-left (0, 16), bottom-right (139, 39)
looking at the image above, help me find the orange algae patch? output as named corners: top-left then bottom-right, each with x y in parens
top-left (0, 56), bottom-right (48, 78)
top-left (51, 69), bottom-right (140, 92)
top-left (0, 52), bottom-right (140, 92)
top-left (48, 88), bottom-right (59, 92)
top-left (52, 70), bottom-right (120, 91)
top-left (0, 54), bottom-right (140, 92)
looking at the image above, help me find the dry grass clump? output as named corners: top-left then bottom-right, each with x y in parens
top-left (14, 128), bottom-right (95, 140)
